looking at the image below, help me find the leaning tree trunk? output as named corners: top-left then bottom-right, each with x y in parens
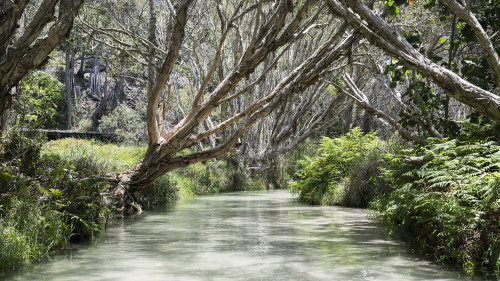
top-left (107, 12), bottom-right (356, 215)
top-left (326, 0), bottom-right (500, 121)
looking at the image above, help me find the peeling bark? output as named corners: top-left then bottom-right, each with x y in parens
top-left (326, 0), bottom-right (500, 121)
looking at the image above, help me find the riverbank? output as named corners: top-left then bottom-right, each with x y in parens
top-left (289, 131), bottom-right (500, 277)
top-left (0, 134), bottom-right (265, 275)
top-left (4, 190), bottom-right (472, 281)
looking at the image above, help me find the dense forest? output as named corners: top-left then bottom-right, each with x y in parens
top-left (0, 0), bottom-right (499, 278)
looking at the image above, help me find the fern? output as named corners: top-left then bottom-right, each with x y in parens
top-left (375, 139), bottom-right (500, 276)
top-left (290, 128), bottom-right (388, 207)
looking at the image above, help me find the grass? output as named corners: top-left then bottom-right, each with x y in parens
top-left (43, 139), bottom-right (266, 207)
top-left (42, 138), bottom-right (146, 173)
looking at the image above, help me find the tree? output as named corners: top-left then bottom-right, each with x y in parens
top-left (0, 0), bottom-right (84, 135)
top-left (99, 0), bottom-right (360, 214)
top-left (3, 0), bottom-right (498, 215)
top-left (325, 0), bottom-right (500, 121)
top-left (95, 0), bottom-right (499, 214)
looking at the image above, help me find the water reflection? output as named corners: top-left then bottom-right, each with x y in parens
top-left (7, 190), bottom-right (473, 280)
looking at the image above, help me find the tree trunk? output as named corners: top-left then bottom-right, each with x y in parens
top-left (109, 15), bottom-right (356, 214)
top-left (326, 0), bottom-right (500, 121)
top-left (65, 44), bottom-right (73, 129)
top-left (0, 87), bottom-right (15, 135)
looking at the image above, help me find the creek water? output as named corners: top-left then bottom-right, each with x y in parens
top-left (7, 190), bottom-right (475, 280)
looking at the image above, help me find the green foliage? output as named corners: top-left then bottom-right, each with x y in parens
top-left (0, 191), bottom-right (72, 272)
top-left (172, 156), bottom-right (265, 198)
top-left (0, 133), bottom-right (112, 274)
top-left (17, 71), bottom-right (66, 129)
top-left (141, 174), bottom-right (179, 208)
top-left (386, 0), bottom-right (498, 92)
top-left (98, 103), bottom-right (147, 144)
top-left (42, 139), bottom-right (264, 209)
top-left (383, 59), bottom-right (409, 89)
top-left (461, 57), bottom-right (494, 91)
top-left (42, 138), bottom-right (146, 173)
top-left (290, 128), bottom-right (389, 207)
top-left (141, 154), bottom-right (265, 207)
top-left (374, 139), bottom-right (500, 276)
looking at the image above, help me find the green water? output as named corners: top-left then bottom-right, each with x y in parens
top-left (6, 190), bottom-right (474, 280)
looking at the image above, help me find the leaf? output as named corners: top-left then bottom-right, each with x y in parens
top-left (49, 188), bottom-right (63, 198)
top-left (0, 171), bottom-right (15, 183)
top-left (438, 36), bottom-right (448, 44)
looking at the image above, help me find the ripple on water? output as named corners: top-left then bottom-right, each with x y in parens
top-left (6, 190), bottom-right (476, 281)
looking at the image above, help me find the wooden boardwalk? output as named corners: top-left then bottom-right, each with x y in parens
top-left (40, 129), bottom-right (116, 140)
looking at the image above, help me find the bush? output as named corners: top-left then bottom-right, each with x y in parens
top-left (0, 132), bottom-right (112, 273)
top-left (374, 139), bottom-right (500, 276)
top-left (168, 156), bottom-right (265, 198)
top-left (17, 71), bottom-right (66, 129)
top-left (98, 103), bottom-right (147, 144)
top-left (141, 174), bottom-right (179, 208)
top-left (290, 128), bottom-right (388, 207)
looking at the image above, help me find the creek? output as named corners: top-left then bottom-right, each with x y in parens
top-left (7, 190), bottom-right (474, 280)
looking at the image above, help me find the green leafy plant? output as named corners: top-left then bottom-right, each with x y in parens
top-left (17, 71), bottom-right (66, 129)
top-left (0, 133), bottom-right (113, 273)
top-left (98, 103), bottom-right (147, 144)
top-left (374, 139), bottom-right (500, 276)
top-left (290, 128), bottom-right (388, 207)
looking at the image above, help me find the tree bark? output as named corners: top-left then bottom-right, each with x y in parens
top-left (109, 3), bottom-right (354, 214)
top-left (65, 44), bottom-right (73, 129)
top-left (326, 0), bottom-right (500, 121)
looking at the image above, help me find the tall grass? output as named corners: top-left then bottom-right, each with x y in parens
top-left (0, 193), bottom-right (72, 272)
top-left (42, 138), bottom-right (146, 173)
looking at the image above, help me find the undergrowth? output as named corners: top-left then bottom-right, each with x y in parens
top-left (374, 139), bottom-right (500, 276)
top-left (0, 132), bottom-right (111, 275)
top-left (142, 154), bottom-right (266, 206)
top-left (290, 128), bottom-right (389, 207)
top-left (289, 129), bottom-right (499, 276)
top-left (1, 136), bottom-right (265, 274)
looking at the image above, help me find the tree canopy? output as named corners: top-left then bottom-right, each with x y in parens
top-left (1, 0), bottom-right (499, 213)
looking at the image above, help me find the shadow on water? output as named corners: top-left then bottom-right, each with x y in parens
top-left (4, 190), bottom-right (486, 281)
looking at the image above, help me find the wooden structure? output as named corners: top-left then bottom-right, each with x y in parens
top-left (40, 129), bottom-right (116, 141)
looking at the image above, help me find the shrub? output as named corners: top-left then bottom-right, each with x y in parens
top-left (167, 156), bottom-right (265, 199)
top-left (17, 71), bottom-right (66, 129)
top-left (141, 174), bottom-right (179, 208)
top-left (98, 103), bottom-right (147, 144)
top-left (0, 132), bottom-right (112, 273)
top-left (290, 128), bottom-right (388, 207)
top-left (374, 139), bottom-right (500, 276)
